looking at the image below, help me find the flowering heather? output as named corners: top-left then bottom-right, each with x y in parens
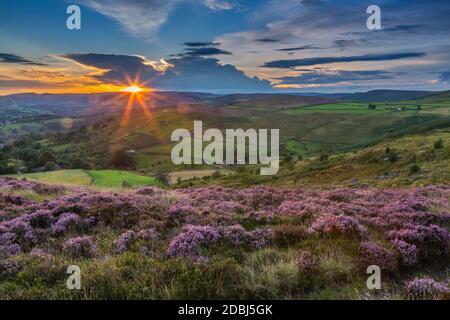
top-left (51, 212), bottom-right (82, 235)
top-left (0, 260), bottom-right (20, 278)
top-left (166, 203), bottom-right (196, 224)
top-left (360, 242), bottom-right (398, 272)
top-left (30, 248), bottom-right (52, 258)
top-left (296, 250), bottom-right (318, 273)
top-left (0, 243), bottom-right (22, 256)
top-left (308, 215), bottom-right (366, 238)
top-left (62, 236), bottom-right (97, 258)
top-left (167, 225), bottom-right (221, 258)
top-left (404, 277), bottom-right (449, 300)
top-left (0, 178), bottom-right (449, 299)
top-left (0, 177), bottom-right (65, 195)
top-left (114, 230), bottom-right (138, 254)
top-left (391, 239), bottom-right (417, 266)
top-left (388, 224), bottom-right (450, 261)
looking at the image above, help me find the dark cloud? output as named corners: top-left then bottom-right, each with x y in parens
top-left (276, 70), bottom-right (394, 85)
top-left (61, 53), bottom-right (270, 92)
top-left (0, 79), bottom-right (54, 88)
top-left (263, 52), bottom-right (426, 68)
top-left (184, 47), bottom-right (232, 56)
top-left (184, 42), bottom-right (221, 47)
top-left (0, 53), bottom-right (46, 66)
top-left (383, 24), bottom-right (423, 33)
top-left (277, 45), bottom-right (321, 52)
top-left (254, 38), bottom-right (281, 43)
top-left (343, 24), bottom-right (424, 37)
top-left (155, 56), bottom-right (271, 92)
top-left (61, 53), bottom-right (161, 85)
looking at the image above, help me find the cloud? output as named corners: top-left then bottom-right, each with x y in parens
top-left (156, 56), bottom-right (271, 91)
top-left (0, 53), bottom-right (46, 66)
top-left (276, 70), bottom-right (394, 85)
top-left (276, 45), bottom-right (321, 52)
top-left (60, 53), bottom-right (162, 85)
top-left (263, 52), bottom-right (426, 69)
top-left (254, 38), bottom-right (281, 43)
top-left (184, 47), bottom-right (232, 56)
top-left (60, 53), bottom-right (270, 92)
top-left (80, 0), bottom-right (235, 38)
top-left (184, 42), bottom-right (221, 47)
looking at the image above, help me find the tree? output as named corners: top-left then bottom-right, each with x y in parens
top-left (44, 161), bottom-right (57, 172)
top-left (38, 150), bottom-right (56, 167)
top-left (109, 149), bottom-right (135, 169)
top-left (368, 104), bottom-right (377, 110)
top-left (155, 171), bottom-right (169, 186)
top-left (70, 157), bottom-right (91, 170)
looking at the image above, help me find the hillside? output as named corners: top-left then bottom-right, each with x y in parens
top-left (341, 90), bottom-right (434, 102)
top-left (182, 129), bottom-right (450, 188)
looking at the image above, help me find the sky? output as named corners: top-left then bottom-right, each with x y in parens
top-left (0, 0), bottom-right (450, 94)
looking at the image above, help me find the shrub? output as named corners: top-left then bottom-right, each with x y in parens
top-left (167, 225), bottom-right (221, 258)
top-left (404, 277), bottom-right (448, 300)
top-left (44, 161), bottom-right (58, 172)
top-left (296, 250), bottom-right (318, 273)
top-left (359, 242), bottom-right (398, 273)
top-left (63, 236), bottom-right (97, 258)
top-left (390, 239), bottom-right (417, 266)
top-left (272, 225), bottom-right (307, 246)
top-left (308, 215), bottom-right (366, 238)
top-left (114, 230), bottom-right (138, 254)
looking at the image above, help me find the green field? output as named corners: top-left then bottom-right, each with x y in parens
top-left (6, 169), bottom-right (160, 188)
top-left (88, 170), bottom-right (160, 187)
top-left (7, 169), bottom-right (92, 186)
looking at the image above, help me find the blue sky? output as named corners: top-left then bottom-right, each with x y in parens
top-left (0, 0), bottom-right (449, 94)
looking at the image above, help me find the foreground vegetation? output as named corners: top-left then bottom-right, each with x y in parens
top-left (0, 178), bottom-right (448, 299)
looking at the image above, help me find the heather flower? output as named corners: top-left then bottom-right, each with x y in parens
top-left (0, 260), bottom-right (20, 278)
top-left (167, 225), bottom-right (221, 258)
top-left (137, 228), bottom-right (160, 241)
top-left (390, 239), bottom-right (417, 266)
top-left (296, 250), bottom-right (318, 273)
top-left (247, 228), bottom-right (272, 249)
top-left (0, 243), bottom-right (22, 256)
top-left (63, 236), bottom-right (97, 258)
top-left (30, 248), bottom-right (52, 258)
top-left (309, 214), bottom-right (366, 237)
top-left (220, 225), bottom-right (247, 246)
top-left (166, 203), bottom-right (196, 224)
top-left (360, 242), bottom-right (398, 272)
top-left (388, 224), bottom-right (450, 261)
top-left (114, 230), bottom-right (138, 254)
top-left (51, 212), bottom-right (82, 235)
top-left (404, 277), bottom-right (448, 300)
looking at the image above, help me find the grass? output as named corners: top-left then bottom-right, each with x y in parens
top-left (88, 170), bottom-right (160, 188)
top-left (5, 169), bottom-right (160, 188)
top-left (7, 169), bottom-right (92, 186)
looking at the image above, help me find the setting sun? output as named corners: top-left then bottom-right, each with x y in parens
top-left (122, 85), bottom-right (143, 93)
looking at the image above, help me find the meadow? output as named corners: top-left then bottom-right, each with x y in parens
top-left (7, 169), bottom-right (160, 188)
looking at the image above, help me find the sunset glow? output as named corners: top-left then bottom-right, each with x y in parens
top-left (122, 85), bottom-right (144, 93)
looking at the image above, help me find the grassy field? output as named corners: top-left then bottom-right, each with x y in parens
top-left (7, 169), bottom-right (92, 186)
top-left (88, 170), bottom-right (160, 187)
top-left (6, 169), bottom-right (160, 188)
